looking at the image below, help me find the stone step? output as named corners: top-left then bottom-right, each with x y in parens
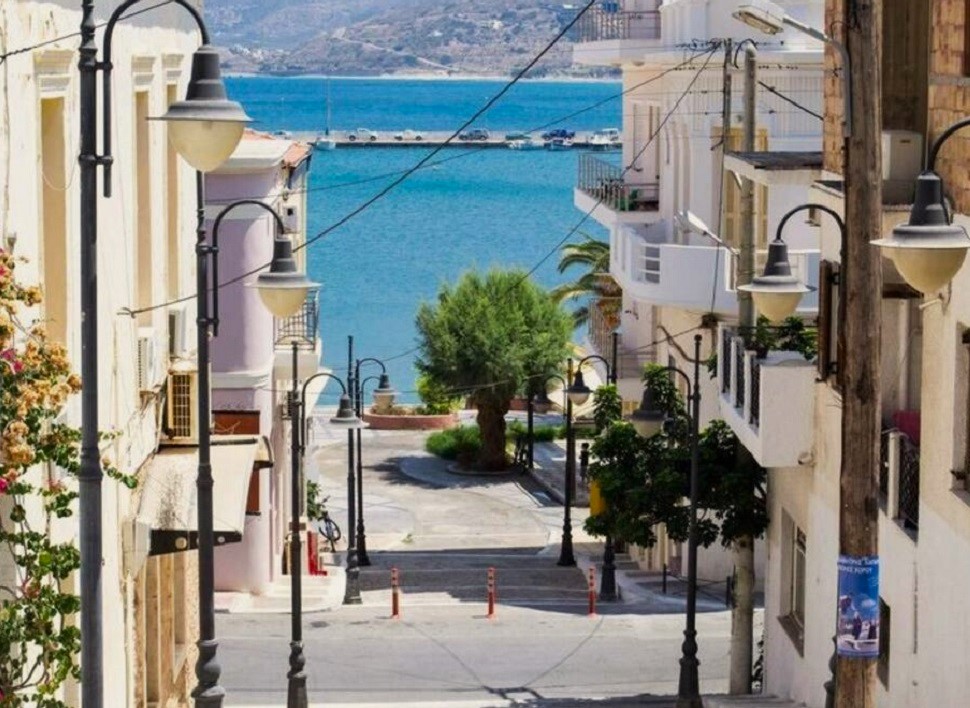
top-left (704, 696), bottom-right (805, 708)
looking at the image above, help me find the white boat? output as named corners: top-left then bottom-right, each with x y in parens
top-left (315, 77), bottom-right (337, 151)
top-left (545, 138), bottom-right (573, 151)
top-left (507, 137), bottom-right (545, 151)
top-left (589, 128), bottom-right (622, 150)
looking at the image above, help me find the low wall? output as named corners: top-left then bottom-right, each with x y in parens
top-left (362, 411), bottom-right (457, 431)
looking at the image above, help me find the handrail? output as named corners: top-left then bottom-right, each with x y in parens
top-left (577, 4), bottom-right (661, 42)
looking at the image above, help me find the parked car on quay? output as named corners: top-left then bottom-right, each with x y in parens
top-left (394, 129), bottom-right (424, 141)
top-left (459, 128), bottom-right (490, 141)
top-left (541, 128), bottom-right (575, 140)
top-left (348, 128), bottom-right (379, 142)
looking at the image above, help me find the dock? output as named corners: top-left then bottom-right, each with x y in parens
top-left (288, 129), bottom-right (617, 150)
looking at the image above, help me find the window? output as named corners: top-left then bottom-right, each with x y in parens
top-left (134, 90), bottom-right (154, 325)
top-left (779, 511), bottom-right (806, 653)
top-left (40, 98), bottom-right (68, 346)
top-left (166, 84), bottom-right (181, 302)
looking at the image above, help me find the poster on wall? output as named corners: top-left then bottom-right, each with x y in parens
top-left (836, 555), bottom-right (880, 658)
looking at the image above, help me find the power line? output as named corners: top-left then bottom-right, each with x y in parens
top-left (757, 80), bottom-right (823, 121)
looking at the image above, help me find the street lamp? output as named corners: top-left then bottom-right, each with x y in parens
top-left (872, 117), bottom-right (970, 294)
top-left (78, 1), bottom-right (248, 704)
top-left (342, 336), bottom-right (364, 606)
top-left (354, 358), bottom-right (397, 566)
top-left (536, 360), bottom-right (577, 566)
top-left (733, 1), bottom-right (851, 137)
top-left (629, 334), bottom-right (703, 708)
top-left (290, 365), bottom-right (361, 707)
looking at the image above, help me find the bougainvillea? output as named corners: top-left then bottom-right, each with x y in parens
top-left (0, 248), bottom-right (133, 706)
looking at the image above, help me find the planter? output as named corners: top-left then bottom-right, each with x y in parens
top-left (509, 397), bottom-right (529, 412)
top-left (362, 410), bottom-right (457, 431)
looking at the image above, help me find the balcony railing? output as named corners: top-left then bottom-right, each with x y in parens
top-left (587, 300), bottom-right (654, 379)
top-left (880, 429), bottom-right (920, 534)
top-left (578, 154), bottom-right (659, 213)
top-left (576, 3), bottom-right (661, 42)
top-left (274, 291), bottom-right (318, 350)
top-left (717, 326), bottom-right (816, 468)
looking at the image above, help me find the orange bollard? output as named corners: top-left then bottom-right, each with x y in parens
top-left (391, 567), bottom-right (401, 619)
top-left (487, 567), bottom-right (496, 619)
top-left (588, 567), bottom-right (597, 617)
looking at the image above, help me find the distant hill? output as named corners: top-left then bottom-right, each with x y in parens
top-left (204, 0), bottom-right (615, 78)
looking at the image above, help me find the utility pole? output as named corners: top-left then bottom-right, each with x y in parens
top-left (719, 39), bottom-right (733, 241)
top-left (729, 41), bottom-right (758, 696)
top-left (837, 1), bottom-right (882, 706)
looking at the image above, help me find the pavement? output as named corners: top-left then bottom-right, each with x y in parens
top-left (217, 420), bottom-right (774, 707)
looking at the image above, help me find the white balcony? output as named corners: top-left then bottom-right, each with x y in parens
top-left (716, 327), bottom-right (816, 469)
top-left (612, 223), bottom-right (821, 316)
top-left (575, 153), bottom-right (661, 229)
top-left (273, 292), bottom-right (323, 381)
top-left (573, 1), bottom-right (663, 67)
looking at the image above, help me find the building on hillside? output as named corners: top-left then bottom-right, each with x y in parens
top-left (204, 131), bottom-right (327, 597)
top-left (571, 0), bottom-right (825, 582)
top-left (0, 1), bottom-right (270, 705)
top-left (713, 0), bottom-right (970, 705)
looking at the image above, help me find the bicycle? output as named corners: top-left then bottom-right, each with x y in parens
top-left (316, 496), bottom-right (342, 552)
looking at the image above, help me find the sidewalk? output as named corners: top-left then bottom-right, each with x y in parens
top-left (529, 439), bottom-right (591, 506)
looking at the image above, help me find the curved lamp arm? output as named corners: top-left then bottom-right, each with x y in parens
top-left (776, 203), bottom-right (846, 243)
top-left (298, 371), bottom-right (348, 452)
top-left (358, 375), bottom-right (383, 414)
top-left (101, 0), bottom-right (210, 196)
top-left (928, 116), bottom-right (970, 174)
top-left (657, 365), bottom-right (693, 405)
top-left (209, 200), bottom-right (286, 336)
top-left (577, 354), bottom-right (611, 373)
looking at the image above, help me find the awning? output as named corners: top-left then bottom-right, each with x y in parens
top-left (137, 436), bottom-right (259, 556)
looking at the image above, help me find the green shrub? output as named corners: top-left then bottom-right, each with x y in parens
top-left (426, 425), bottom-right (482, 462)
top-left (506, 419), bottom-right (559, 442)
top-left (415, 373), bottom-right (463, 415)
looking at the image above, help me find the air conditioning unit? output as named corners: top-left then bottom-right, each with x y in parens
top-left (882, 130), bottom-right (923, 183)
top-left (165, 365), bottom-right (199, 443)
top-left (168, 305), bottom-right (188, 358)
top-left (136, 327), bottom-right (159, 391)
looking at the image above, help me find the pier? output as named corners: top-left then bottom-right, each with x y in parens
top-left (288, 129), bottom-right (617, 149)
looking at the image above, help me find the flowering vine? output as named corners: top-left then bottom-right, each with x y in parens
top-left (0, 248), bottom-right (134, 706)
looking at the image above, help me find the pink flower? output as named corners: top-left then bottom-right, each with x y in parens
top-left (0, 478), bottom-right (8, 494)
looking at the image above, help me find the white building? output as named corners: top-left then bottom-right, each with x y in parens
top-left (572, 0), bottom-right (825, 582)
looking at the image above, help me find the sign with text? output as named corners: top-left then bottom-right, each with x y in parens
top-left (836, 555), bottom-right (880, 658)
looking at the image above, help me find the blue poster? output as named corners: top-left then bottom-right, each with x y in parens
top-left (836, 555), bottom-right (880, 658)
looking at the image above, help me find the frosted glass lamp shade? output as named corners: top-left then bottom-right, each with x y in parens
top-left (738, 238), bottom-right (814, 323)
top-left (629, 388), bottom-right (665, 438)
top-left (167, 119), bottom-right (246, 173)
top-left (330, 394), bottom-right (364, 428)
top-left (566, 370), bottom-right (592, 406)
top-left (251, 236), bottom-right (320, 318)
top-left (372, 373), bottom-right (397, 408)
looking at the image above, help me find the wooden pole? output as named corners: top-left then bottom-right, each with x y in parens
top-left (836, 2), bottom-right (882, 706)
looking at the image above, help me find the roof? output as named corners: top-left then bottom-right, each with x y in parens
top-left (726, 151), bottom-right (824, 170)
top-left (212, 129), bottom-right (312, 174)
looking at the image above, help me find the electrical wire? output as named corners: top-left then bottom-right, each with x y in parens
top-left (757, 80), bottom-right (823, 121)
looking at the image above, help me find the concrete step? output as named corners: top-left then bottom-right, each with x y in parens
top-left (704, 695), bottom-right (806, 708)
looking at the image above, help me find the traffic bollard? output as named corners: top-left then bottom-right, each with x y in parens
top-left (391, 567), bottom-right (401, 619)
top-left (487, 567), bottom-right (496, 619)
top-left (588, 567), bottom-right (597, 617)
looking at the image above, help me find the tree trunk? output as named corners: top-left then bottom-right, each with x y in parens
top-left (476, 400), bottom-right (508, 471)
top-left (730, 535), bottom-right (755, 694)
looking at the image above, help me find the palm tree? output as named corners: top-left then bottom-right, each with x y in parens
top-left (550, 237), bottom-right (621, 328)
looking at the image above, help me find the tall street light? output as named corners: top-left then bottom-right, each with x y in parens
top-left (291, 366), bottom-right (362, 707)
top-left (207, 202), bottom-right (316, 706)
top-left (79, 2), bottom-right (248, 704)
top-left (343, 336), bottom-right (364, 605)
top-left (566, 350), bottom-right (617, 600)
top-left (353, 358), bottom-right (397, 566)
top-left (536, 359), bottom-right (577, 567)
top-left (629, 334), bottom-right (703, 708)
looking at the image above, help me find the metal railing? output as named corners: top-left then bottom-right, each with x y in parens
top-left (578, 154), bottom-right (659, 213)
top-left (721, 333), bottom-right (731, 393)
top-left (749, 358), bottom-right (761, 427)
top-left (587, 302), bottom-right (653, 378)
top-left (897, 434), bottom-right (920, 531)
top-left (733, 336), bottom-right (746, 410)
top-left (274, 291), bottom-right (318, 349)
top-left (576, 3), bottom-right (661, 42)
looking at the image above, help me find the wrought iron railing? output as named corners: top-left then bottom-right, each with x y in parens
top-left (733, 336), bottom-right (746, 410)
top-left (749, 359), bottom-right (761, 427)
top-left (897, 433), bottom-right (920, 531)
top-left (274, 291), bottom-right (318, 350)
top-left (721, 332), bottom-right (732, 393)
top-left (577, 154), bottom-right (659, 213)
top-left (576, 3), bottom-right (661, 42)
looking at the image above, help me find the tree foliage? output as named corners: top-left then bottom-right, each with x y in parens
top-left (584, 364), bottom-right (768, 550)
top-left (0, 250), bottom-right (133, 706)
top-left (549, 237), bottom-right (620, 328)
top-left (415, 269), bottom-right (571, 469)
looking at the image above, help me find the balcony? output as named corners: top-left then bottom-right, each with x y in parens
top-left (575, 154), bottom-right (660, 228)
top-left (573, 1), bottom-right (663, 66)
top-left (717, 327), bottom-right (816, 469)
top-left (587, 298), bottom-right (655, 380)
top-left (273, 292), bottom-right (322, 380)
top-left (880, 429), bottom-right (920, 534)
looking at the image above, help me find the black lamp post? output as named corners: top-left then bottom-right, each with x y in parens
top-left (79, 2), bottom-right (248, 704)
top-left (290, 366), bottom-right (362, 707)
top-left (353, 358), bottom-right (397, 566)
top-left (629, 334), bottom-right (703, 708)
top-left (565, 350), bottom-right (617, 600)
top-left (343, 337), bottom-right (364, 605)
top-left (535, 360), bottom-right (577, 566)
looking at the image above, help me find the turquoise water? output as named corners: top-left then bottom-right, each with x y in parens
top-left (226, 77), bottom-right (621, 402)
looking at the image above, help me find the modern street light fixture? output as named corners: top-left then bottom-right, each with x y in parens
top-left (536, 360), bottom-right (577, 566)
top-left (733, 1), bottom-right (851, 137)
top-left (79, 2), bottom-right (248, 704)
top-left (290, 365), bottom-right (362, 707)
top-left (872, 117), bottom-right (970, 294)
top-left (353, 358), bottom-right (397, 566)
top-left (629, 334), bottom-right (704, 708)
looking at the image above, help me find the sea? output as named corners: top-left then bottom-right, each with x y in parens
top-left (225, 77), bottom-right (622, 403)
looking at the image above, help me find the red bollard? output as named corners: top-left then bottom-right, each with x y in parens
top-left (588, 567), bottom-right (597, 617)
top-left (487, 567), bottom-right (496, 619)
top-left (391, 567), bottom-right (401, 619)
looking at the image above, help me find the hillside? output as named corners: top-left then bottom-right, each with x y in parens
top-left (204, 0), bottom-right (612, 77)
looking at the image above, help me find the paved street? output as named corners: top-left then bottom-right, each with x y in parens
top-left (218, 427), bottom-right (743, 707)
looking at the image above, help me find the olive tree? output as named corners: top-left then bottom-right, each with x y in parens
top-left (415, 269), bottom-right (572, 470)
